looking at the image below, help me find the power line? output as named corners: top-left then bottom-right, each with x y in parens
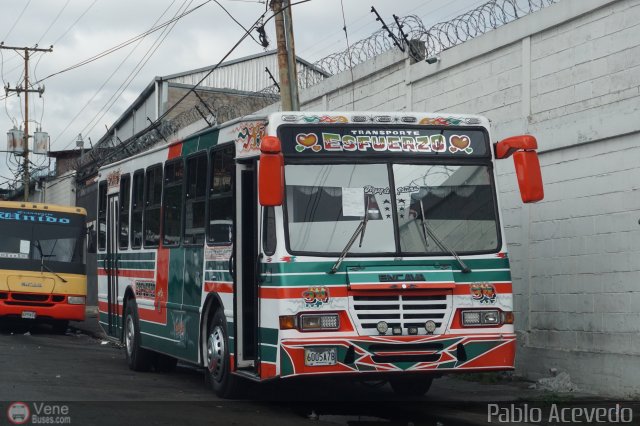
top-left (77, 0), bottom-right (194, 146)
top-left (33, 0), bottom-right (213, 86)
top-left (54, 0), bottom-right (182, 148)
top-left (82, 0), bottom-right (310, 174)
top-left (339, 0), bottom-right (355, 110)
top-left (36, 0), bottom-right (72, 45)
top-left (213, 0), bottom-right (262, 46)
top-left (2, 0), bottom-right (33, 42)
top-left (52, 0), bottom-right (99, 46)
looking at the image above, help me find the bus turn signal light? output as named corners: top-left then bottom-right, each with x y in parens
top-left (502, 311), bottom-right (514, 324)
top-left (279, 315), bottom-right (296, 330)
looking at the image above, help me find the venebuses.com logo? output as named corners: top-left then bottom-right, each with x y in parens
top-left (6, 402), bottom-right (71, 424)
top-left (7, 402), bottom-right (30, 425)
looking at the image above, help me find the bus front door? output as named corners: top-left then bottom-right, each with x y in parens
top-left (105, 195), bottom-right (120, 337)
top-left (234, 163), bottom-right (258, 370)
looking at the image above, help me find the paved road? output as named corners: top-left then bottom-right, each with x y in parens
top-left (0, 318), bottom-right (549, 426)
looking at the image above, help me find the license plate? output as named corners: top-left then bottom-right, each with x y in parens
top-left (304, 347), bottom-right (337, 366)
top-left (21, 311), bottom-right (37, 319)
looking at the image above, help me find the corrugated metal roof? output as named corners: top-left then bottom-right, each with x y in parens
top-left (163, 50), bottom-right (327, 93)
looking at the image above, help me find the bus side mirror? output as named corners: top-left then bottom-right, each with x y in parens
top-left (495, 135), bottom-right (544, 203)
top-left (258, 136), bottom-right (284, 206)
top-left (87, 225), bottom-right (97, 254)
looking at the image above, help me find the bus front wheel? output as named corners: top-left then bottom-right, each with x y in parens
top-left (205, 309), bottom-right (244, 398)
top-left (124, 298), bottom-right (153, 371)
top-left (389, 377), bottom-right (433, 396)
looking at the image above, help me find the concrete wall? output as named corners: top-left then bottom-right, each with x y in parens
top-left (43, 171), bottom-right (76, 206)
top-left (263, 0), bottom-right (640, 396)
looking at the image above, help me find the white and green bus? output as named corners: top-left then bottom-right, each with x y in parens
top-left (96, 111), bottom-right (543, 397)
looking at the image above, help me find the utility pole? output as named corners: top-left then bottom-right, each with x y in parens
top-left (271, 0), bottom-right (299, 111)
top-left (1, 44), bottom-right (52, 200)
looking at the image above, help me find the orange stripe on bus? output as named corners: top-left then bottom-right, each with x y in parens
top-left (204, 282), bottom-right (233, 293)
top-left (260, 362), bottom-right (277, 379)
top-left (97, 268), bottom-right (155, 279)
top-left (168, 143), bottom-right (182, 159)
top-left (259, 286), bottom-right (349, 299)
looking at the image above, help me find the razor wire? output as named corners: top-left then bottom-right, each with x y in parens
top-left (305, 0), bottom-right (558, 87)
top-left (74, 89), bottom-right (279, 179)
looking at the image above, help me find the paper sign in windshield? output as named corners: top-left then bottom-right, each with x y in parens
top-left (342, 187), bottom-right (365, 217)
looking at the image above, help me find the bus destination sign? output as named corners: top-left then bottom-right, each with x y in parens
top-left (278, 126), bottom-right (489, 157)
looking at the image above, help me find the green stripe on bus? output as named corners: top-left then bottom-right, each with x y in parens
top-left (182, 129), bottom-right (220, 156)
top-left (98, 261), bottom-right (156, 270)
top-left (259, 270), bottom-right (511, 286)
top-left (204, 271), bottom-right (232, 281)
top-left (97, 252), bottom-right (156, 261)
top-left (259, 327), bottom-right (279, 345)
top-left (260, 344), bottom-right (278, 363)
top-left (266, 257), bottom-right (510, 274)
top-left (204, 261), bottom-right (229, 270)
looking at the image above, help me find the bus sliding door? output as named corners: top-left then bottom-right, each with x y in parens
top-left (105, 195), bottom-right (120, 337)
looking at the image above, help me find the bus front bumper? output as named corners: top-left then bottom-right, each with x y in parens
top-left (0, 294), bottom-right (86, 321)
top-left (275, 333), bottom-right (515, 379)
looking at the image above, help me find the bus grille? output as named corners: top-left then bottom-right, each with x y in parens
top-left (350, 293), bottom-right (453, 336)
top-left (12, 293), bottom-right (50, 302)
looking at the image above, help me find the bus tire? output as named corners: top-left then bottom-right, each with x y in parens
top-left (51, 320), bottom-right (69, 334)
top-left (124, 298), bottom-right (153, 371)
top-left (389, 376), bottom-right (433, 396)
top-left (204, 309), bottom-right (244, 398)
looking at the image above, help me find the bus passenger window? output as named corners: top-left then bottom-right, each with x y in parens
top-left (131, 170), bottom-right (144, 249)
top-left (208, 147), bottom-right (233, 245)
top-left (184, 153), bottom-right (207, 245)
top-left (144, 165), bottom-right (163, 247)
top-left (119, 174), bottom-right (130, 250)
top-left (163, 160), bottom-right (184, 246)
top-left (98, 181), bottom-right (107, 251)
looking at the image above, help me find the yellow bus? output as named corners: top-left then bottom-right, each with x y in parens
top-left (0, 201), bottom-right (87, 332)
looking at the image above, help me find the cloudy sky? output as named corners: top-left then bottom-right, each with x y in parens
top-left (0, 0), bottom-right (483, 188)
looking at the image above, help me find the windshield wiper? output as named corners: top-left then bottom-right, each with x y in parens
top-left (328, 197), bottom-right (370, 274)
top-left (418, 199), bottom-right (471, 273)
top-left (33, 240), bottom-right (68, 283)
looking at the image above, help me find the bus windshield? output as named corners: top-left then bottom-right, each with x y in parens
top-left (0, 209), bottom-right (85, 274)
top-left (284, 163), bottom-right (499, 255)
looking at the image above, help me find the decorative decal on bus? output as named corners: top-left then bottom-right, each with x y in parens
top-left (419, 116), bottom-right (482, 126)
top-left (234, 121), bottom-right (266, 154)
top-left (449, 135), bottom-right (473, 154)
top-left (302, 286), bottom-right (330, 308)
top-left (106, 169), bottom-right (121, 189)
top-left (471, 283), bottom-right (497, 304)
top-left (135, 280), bottom-right (157, 299)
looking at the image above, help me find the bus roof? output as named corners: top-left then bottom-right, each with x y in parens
top-left (0, 201), bottom-right (87, 216)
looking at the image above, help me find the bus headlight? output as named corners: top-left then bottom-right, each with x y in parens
top-left (67, 296), bottom-right (86, 305)
top-left (461, 310), bottom-right (502, 326)
top-left (424, 320), bottom-right (437, 334)
top-left (376, 321), bottom-right (389, 335)
top-left (299, 313), bottom-right (340, 331)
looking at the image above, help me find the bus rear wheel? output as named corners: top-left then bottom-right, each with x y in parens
top-left (204, 309), bottom-right (244, 398)
top-left (124, 298), bottom-right (153, 371)
top-left (389, 377), bottom-right (433, 396)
